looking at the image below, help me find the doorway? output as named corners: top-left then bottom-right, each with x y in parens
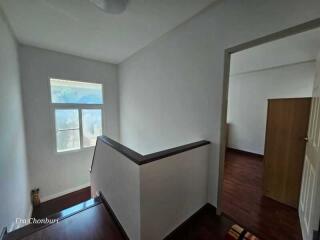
top-left (218, 20), bottom-right (320, 240)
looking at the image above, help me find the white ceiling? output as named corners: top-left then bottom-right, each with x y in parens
top-left (230, 26), bottom-right (320, 75)
top-left (0, 0), bottom-right (215, 63)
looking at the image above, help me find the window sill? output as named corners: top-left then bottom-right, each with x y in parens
top-left (55, 146), bottom-right (95, 155)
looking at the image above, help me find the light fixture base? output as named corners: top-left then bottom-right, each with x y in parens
top-left (90, 0), bottom-right (129, 14)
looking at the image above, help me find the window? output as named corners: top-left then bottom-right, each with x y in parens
top-left (50, 79), bottom-right (103, 152)
top-left (55, 109), bottom-right (80, 152)
top-left (82, 109), bottom-right (102, 147)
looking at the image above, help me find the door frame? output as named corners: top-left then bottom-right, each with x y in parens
top-left (217, 17), bottom-right (320, 215)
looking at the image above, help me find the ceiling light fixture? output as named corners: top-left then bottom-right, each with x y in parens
top-left (89, 0), bottom-right (129, 14)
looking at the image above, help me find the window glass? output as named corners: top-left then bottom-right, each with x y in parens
top-left (55, 109), bottom-right (79, 130)
top-left (56, 130), bottom-right (80, 152)
top-left (50, 79), bottom-right (103, 104)
top-left (50, 78), bottom-right (103, 152)
top-left (55, 109), bottom-right (80, 152)
top-left (82, 109), bottom-right (102, 147)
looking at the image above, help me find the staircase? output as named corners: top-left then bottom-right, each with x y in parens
top-left (4, 197), bottom-right (101, 240)
top-left (1, 135), bottom-right (211, 240)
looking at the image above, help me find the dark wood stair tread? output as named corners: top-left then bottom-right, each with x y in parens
top-left (6, 197), bottom-right (101, 240)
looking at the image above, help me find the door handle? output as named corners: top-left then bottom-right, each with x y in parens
top-left (304, 137), bottom-right (309, 142)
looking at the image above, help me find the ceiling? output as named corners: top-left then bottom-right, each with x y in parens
top-left (0, 0), bottom-right (215, 63)
top-left (230, 26), bottom-right (320, 75)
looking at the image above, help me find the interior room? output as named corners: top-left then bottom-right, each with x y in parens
top-left (0, 1), bottom-right (320, 240)
top-left (222, 27), bottom-right (319, 240)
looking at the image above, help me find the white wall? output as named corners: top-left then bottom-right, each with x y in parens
top-left (91, 138), bottom-right (209, 240)
top-left (140, 145), bottom-right (209, 240)
top-left (227, 61), bottom-right (315, 155)
top-left (90, 139), bottom-right (141, 240)
top-left (18, 45), bottom-right (120, 200)
top-left (0, 10), bottom-right (30, 231)
top-left (119, 0), bottom-right (320, 205)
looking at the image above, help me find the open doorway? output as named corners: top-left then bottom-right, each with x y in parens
top-left (218, 24), bottom-right (320, 240)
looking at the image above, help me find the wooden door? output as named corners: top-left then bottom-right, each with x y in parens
top-left (263, 98), bottom-right (311, 208)
top-left (299, 59), bottom-right (320, 240)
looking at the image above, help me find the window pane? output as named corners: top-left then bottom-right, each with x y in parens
top-left (55, 109), bottom-right (80, 152)
top-left (82, 109), bottom-right (102, 147)
top-left (55, 109), bottom-right (79, 130)
top-left (56, 129), bottom-right (80, 152)
top-left (50, 79), bottom-right (103, 104)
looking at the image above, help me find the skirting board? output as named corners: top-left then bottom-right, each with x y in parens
top-left (98, 192), bottom-right (216, 240)
top-left (0, 227), bottom-right (7, 240)
top-left (99, 192), bottom-right (129, 240)
top-left (40, 183), bottom-right (90, 203)
top-left (226, 147), bottom-right (263, 158)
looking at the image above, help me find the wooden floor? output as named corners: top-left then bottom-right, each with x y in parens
top-left (22, 203), bottom-right (234, 240)
top-left (32, 187), bottom-right (91, 218)
top-left (166, 205), bottom-right (234, 240)
top-left (222, 149), bottom-right (303, 240)
top-left (15, 154), bottom-right (304, 240)
top-left (22, 204), bottom-right (124, 240)
top-left (18, 185), bottom-right (235, 240)
top-left (7, 189), bottom-right (100, 240)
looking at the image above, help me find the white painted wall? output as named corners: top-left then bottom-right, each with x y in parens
top-left (90, 139), bottom-right (209, 240)
top-left (0, 10), bottom-right (30, 231)
top-left (90, 139), bottom-right (141, 240)
top-left (18, 45), bottom-right (120, 200)
top-left (118, 0), bottom-right (320, 205)
top-left (229, 28), bottom-right (320, 76)
top-left (140, 145), bottom-right (209, 240)
top-left (227, 62), bottom-right (315, 155)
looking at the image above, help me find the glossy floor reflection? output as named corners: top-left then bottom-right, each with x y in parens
top-left (222, 149), bottom-right (302, 240)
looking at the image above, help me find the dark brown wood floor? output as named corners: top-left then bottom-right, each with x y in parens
top-left (23, 203), bottom-right (234, 240)
top-left (32, 187), bottom-right (91, 218)
top-left (26, 186), bottom-right (235, 240)
top-left (166, 205), bottom-right (234, 240)
top-left (22, 204), bottom-right (124, 240)
top-left (222, 149), bottom-right (303, 240)
top-left (19, 152), bottom-right (304, 240)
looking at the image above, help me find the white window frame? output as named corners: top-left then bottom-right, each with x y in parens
top-left (49, 79), bottom-right (104, 153)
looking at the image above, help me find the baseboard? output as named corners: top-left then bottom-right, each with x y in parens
top-left (8, 222), bottom-right (15, 233)
top-left (41, 183), bottom-right (90, 202)
top-left (99, 191), bottom-right (129, 240)
top-left (164, 203), bottom-right (216, 239)
top-left (98, 195), bottom-right (216, 240)
top-left (226, 147), bottom-right (264, 158)
top-left (0, 227), bottom-right (7, 240)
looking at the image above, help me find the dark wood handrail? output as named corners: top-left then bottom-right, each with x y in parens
top-left (90, 136), bottom-right (210, 171)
